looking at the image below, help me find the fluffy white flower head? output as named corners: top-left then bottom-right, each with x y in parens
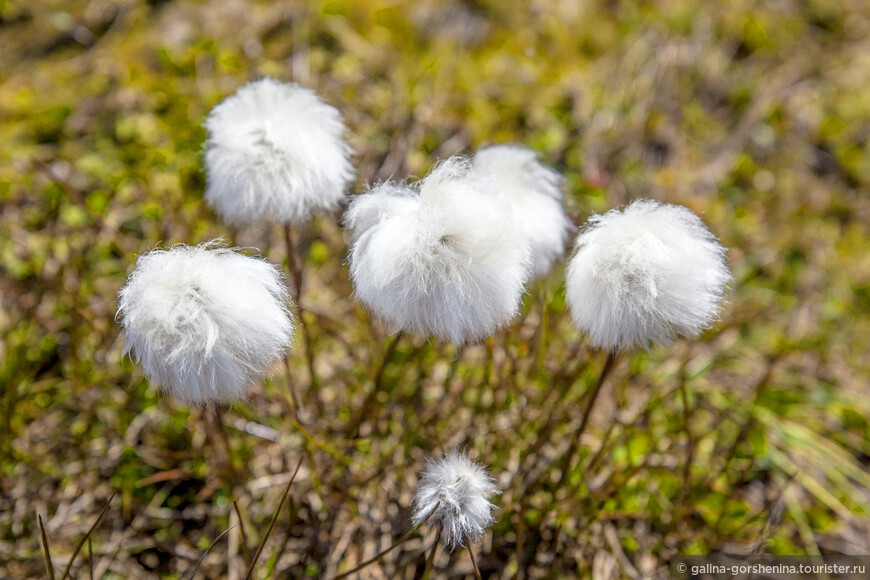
top-left (204, 78), bottom-right (354, 225)
top-left (116, 241), bottom-right (296, 405)
top-left (566, 199), bottom-right (730, 351)
top-left (412, 450), bottom-right (498, 550)
top-left (348, 156), bottom-right (532, 345)
top-left (342, 182), bottom-right (415, 244)
top-left (472, 144), bottom-right (574, 277)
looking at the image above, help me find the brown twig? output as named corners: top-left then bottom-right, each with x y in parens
top-left (244, 455), bottom-right (304, 580)
top-left (38, 514), bottom-right (56, 580)
top-left (554, 350), bottom-right (618, 488)
top-left (678, 373), bottom-right (696, 504)
top-left (233, 500), bottom-right (253, 566)
top-left (283, 355), bottom-right (301, 420)
top-left (334, 501), bottom-right (440, 579)
top-left (284, 223), bottom-right (323, 415)
top-left (60, 492), bottom-right (115, 580)
top-left (467, 544), bottom-right (483, 580)
top-left (421, 526), bottom-right (442, 580)
top-left (345, 331), bottom-right (403, 437)
top-left (202, 407), bottom-right (237, 484)
top-left (183, 526), bottom-right (235, 580)
top-left (283, 223), bottom-right (304, 300)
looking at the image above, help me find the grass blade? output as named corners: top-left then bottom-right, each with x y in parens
top-left (183, 525), bottom-right (235, 580)
top-left (243, 456), bottom-right (304, 580)
top-left (61, 492), bottom-right (115, 580)
top-left (233, 499), bottom-right (253, 565)
top-left (38, 513), bottom-right (56, 580)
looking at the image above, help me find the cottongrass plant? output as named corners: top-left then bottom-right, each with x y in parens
top-left (471, 144), bottom-right (573, 278)
top-left (116, 241), bottom-right (296, 406)
top-left (333, 449), bottom-right (496, 579)
top-left (347, 156), bottom-right (532, 345)
top-left (204, 78), bottom-right (354, 405)
top-left (412, 449), bottom-right (498, 549)
top-left (203, 77), bottom-right (354, 228)
top-left (413, 449), bottom-right (498, 578)
top-left (566, 198), bottom-right (730, 351)
top-left (556, 199), bottom-right (730, 482)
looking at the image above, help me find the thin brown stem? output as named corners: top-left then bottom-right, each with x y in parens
top-left (283, 223), bottom-right (304, 300)
top-left (442, 346), bottom-right (464, 394)
top-left (297, 314), bottom-right (319, 409)
top-left (244, 456), bottom-right (304, 580)
top-left (233, 500), bottom-right (253, 566)
top-left (468, 544), bottom-right (483, 580)
top-left (584, 419), bottom-right (620, 475)
top-left (678, 375), bottom-right (695, 503)
top-left (38, 514), bottom-right (56, 580)
top-left (183, 526), bottom-right (234, 580)
top-left (515, 505), bottom-right (526, 580)
top-left (283, 355), bottom-right (301, 420)
top-left (205, 406), bottom-right (238, 483)
top-left (346, 332), bottom-right (403, 437)
top-left (531, 285), bottom-right (548, 375)
top-left (516, 355), bottom-right (591, 492)
top-left (284, 223), bottom-right (322, 415)
top-left (334, 501), bottom-right (440, 579)
top-left (61, 492), bottom-right (115, 580)
top-left (88, 538), bottom-right (94, 580)
top-left (422, 526), bottom-right (442, 580)
top-left (420, 345), bottom-right (465, 425)
top-left (555, 350), bottom-right (618, 488)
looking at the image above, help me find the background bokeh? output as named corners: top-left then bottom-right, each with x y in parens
top-left (2, 0), bottom-right (870, 578)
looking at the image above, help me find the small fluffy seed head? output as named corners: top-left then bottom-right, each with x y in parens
top-left (347, 156), bottom-right (532, 345)
top-left (472, 144), bottom-right (574, 277)
top-left (204, 78), bottom-right (354, 225)
top-left (116, 241), bottom-right (296, 405)
top-left (411, 450), bottom-right (498, 550)
top-left (566, 199), bottom-right (730, 351)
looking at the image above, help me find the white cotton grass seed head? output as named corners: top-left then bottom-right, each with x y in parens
top-left (342, 182), bottom-right (416, 244)
top-left (116, 241), bottom-right (296, 405)
top-left (347, 156), bottom-right (533, 345)
top-left (204, 78), bottom-right (354, 226)
top-left (566, 199), bottom-right (730, 351)
top-left (472, 144), bottom-right (574, 277)
top-left (412, 449), bottom-right (498, 550)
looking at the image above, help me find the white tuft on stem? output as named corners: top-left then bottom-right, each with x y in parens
top-left (412, 449), bottom-right (499, 551)
top-left (346, 156), bottom-right (532, 345)
top-left (472, 144), bottom-right (574, 278)
top-left (117, 241), bottom-right (296, 405)
top-left (204, 78), bottom-right (354, 226)
top-left (566, 199), bottom-right (730, 351)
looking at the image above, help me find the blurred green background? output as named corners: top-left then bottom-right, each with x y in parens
top-left (2, 0), bottom-right (870, 578)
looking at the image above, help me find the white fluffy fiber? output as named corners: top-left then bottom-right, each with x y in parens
top-left (116, 241), bottom-right (296, 405)
top-left (412, 450), bottom-right (498, 550)
top-left (472, 144), bottom-right (573, 277)
top-left (566, 199), bottom-right (730, 351)
top-left (204, 78), bottom-right (354, 225)
top-left (347, 156), bottom-right (532, 345)
top-left (342, 182), bottom-right (415, 244)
